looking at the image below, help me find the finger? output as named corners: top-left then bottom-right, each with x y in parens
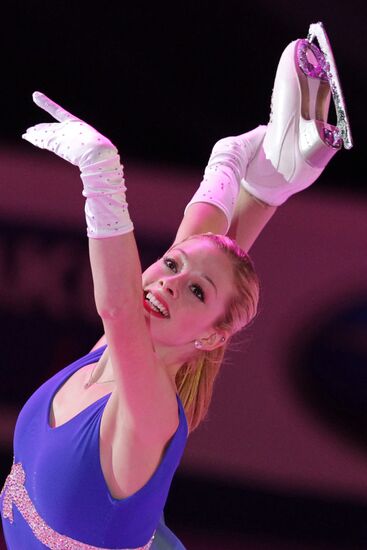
top-left (32, 91), bottom-right (79, 123)
top-left (21, 123), bottom-right (54, 147)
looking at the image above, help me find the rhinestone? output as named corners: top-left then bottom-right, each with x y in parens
top-left (1, 462), bottom-right (154, 550)
top-left (297, 40), bottom-right (328, 81)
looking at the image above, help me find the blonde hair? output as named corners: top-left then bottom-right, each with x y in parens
top-left (175, 234), bottom-right (259, 432)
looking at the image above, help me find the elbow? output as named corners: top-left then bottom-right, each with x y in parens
top-left (96, 290), bottom-right (141, 322)
top-left (97, 304), bottom-right (125, 321)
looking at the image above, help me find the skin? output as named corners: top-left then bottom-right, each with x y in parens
top-left (53, 237), bottom-right (234, 498)
top-left (26, 94), bottom-right (280, 502)
top-left (90, 189), bottom-right (276, 387)
top-left (53, 188), bottom-right (276, 499)
top-left (94, 237), bottom-right (234, 387)
top-left (144, 239), bottom-right (232, 361)
top-left (174, 188), bottom-right (277, 251)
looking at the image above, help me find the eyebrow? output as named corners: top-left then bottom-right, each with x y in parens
top-left (172, 247), bottom-right (218, 296)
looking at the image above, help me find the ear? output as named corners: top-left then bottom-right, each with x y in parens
top-left (197, 330), bottom-right (228, 351)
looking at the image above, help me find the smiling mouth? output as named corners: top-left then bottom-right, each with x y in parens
top-left (143, 291), bottom-right (170, 318)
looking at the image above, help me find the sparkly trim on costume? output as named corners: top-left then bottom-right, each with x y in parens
top-left (307, 21), bottom-right (353, 150)
top-left (1, 462), bottom-right (154, 550)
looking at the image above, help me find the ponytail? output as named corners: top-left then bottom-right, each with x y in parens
top-left (175, 346), bottom-right (225, 432)
top-left (174, 233), bottom-right (259, 432)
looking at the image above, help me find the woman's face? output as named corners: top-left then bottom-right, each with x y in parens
top-left (142, 238), bottom-right (234, 351)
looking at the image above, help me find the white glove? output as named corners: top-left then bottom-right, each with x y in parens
top-left (22, 92), bottom-right (133, 238)
top-left (185, 126), bottom-right (266, 231)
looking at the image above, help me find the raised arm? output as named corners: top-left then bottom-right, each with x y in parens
top-left (174, 188), bottom-right (277, 251)
top-left (23, 93), bottom-right (179, 439)
top-left (174, 24), bottom-right (353, 252)
top-left (173, 126), bottom-right (277, 251)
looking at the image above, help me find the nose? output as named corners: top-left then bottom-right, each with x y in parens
top-left (159, 277), bottom-right (178, 298)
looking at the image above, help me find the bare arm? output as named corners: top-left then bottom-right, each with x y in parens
top-left (173, 203), bottom-right (228, 244)
top-left (227, 187), bottom-right (277, 251)
top-left (89, 233), bottom-right (178, 438)
top-left (23, 93), bottom-right (178, 442)
top-left (174, 188), bottom-right (277, 251)
top-left (173, 127), bottom-right (277, 250)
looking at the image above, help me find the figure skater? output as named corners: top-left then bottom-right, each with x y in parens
top-left (0, 22), bottom-right (352, 550)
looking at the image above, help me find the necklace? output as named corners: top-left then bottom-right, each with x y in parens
top-left (84, 356), bottom-right (115, 388)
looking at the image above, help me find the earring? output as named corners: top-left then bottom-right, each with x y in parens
top-left (195, 336), bottom-right (225, 349)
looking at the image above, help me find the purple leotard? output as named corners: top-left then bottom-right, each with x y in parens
top-left (0, 345), bottom-right (188, 549)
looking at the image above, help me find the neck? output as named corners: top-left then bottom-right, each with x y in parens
top-left (85, 347), bottom-right (114, 387)
top-left (90, 343), bottom-right (191, 390)
top-left (152, 342), bottom-right (194, 388)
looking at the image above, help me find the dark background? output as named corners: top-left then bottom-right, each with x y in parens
top-left (1, 1), bottom-right (365, 192)
top-left (1, 2), bottom-right (367, 549)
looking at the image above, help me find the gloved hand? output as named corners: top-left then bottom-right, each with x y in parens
top-left (22, 91), bottom-right (117, 168)
top-left (22, 92), bottom-right (133, 239)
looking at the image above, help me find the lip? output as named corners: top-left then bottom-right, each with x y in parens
top-left (143, 290), bottom-right (170, 319)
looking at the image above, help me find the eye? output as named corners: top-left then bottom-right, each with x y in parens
top-left (163, 257), bottom-right (177, 272)
top-left (190, 284), bottom-right (205, 302)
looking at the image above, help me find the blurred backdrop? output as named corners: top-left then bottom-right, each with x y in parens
top-left (0, 1), bottom-right (366, 549)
